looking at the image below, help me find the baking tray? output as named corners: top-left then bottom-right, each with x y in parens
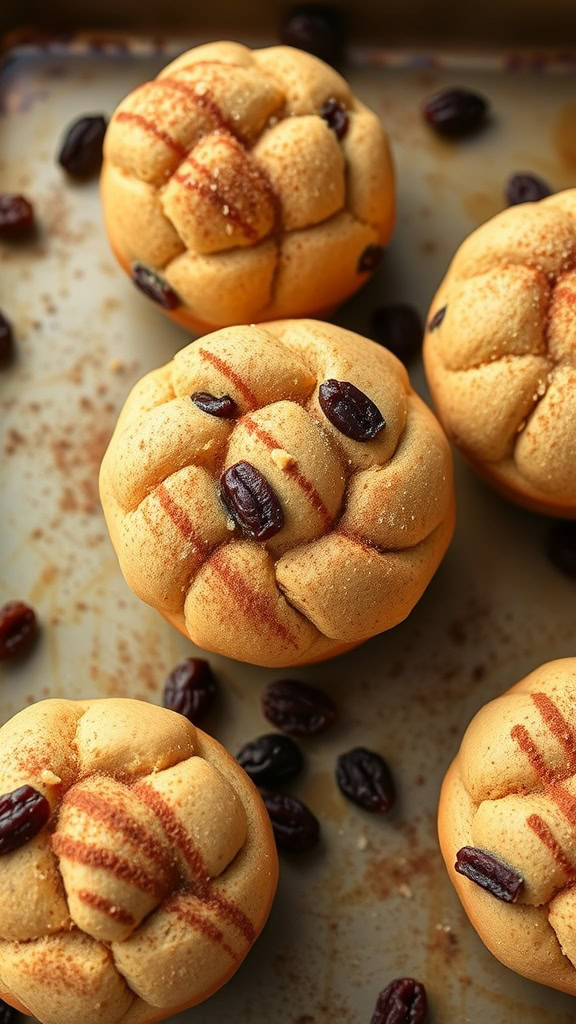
top-left (2, 31), bottom-right (576, 1024)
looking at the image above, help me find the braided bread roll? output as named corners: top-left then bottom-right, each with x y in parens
top-left (99, 319), bottom-right (455, 668)
top-left (0, 698), bottom-right (277, 1024)
top-left (101, 41), bottom-right (395, 332)
top-left (424, 190), bottom-right (576, 517)
top-left (439, 658), bottom-right (576, 994)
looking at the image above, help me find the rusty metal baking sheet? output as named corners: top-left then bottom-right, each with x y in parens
top-left (2, 36), bottom-right (576, 1024)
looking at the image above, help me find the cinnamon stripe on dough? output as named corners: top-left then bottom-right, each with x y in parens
top-left (207, 547), bottom-right (300, 650)
top-left (197, 348), bottom-right (259, 409)
top-left (76, 890), bottom-right (136, 927)
top-left (241, 415), bottom-right (332, 527)
top-left (115, 111), bottom-right (186, 158)
top-left (52, 834), bottom-right (167, 899)
top-left (134, 781), bottom-right (256, 944)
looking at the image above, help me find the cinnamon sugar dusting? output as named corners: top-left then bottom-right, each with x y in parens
top-left (547, 783), bottom-right (576, 829)
top-left (115, 111), bottom-right (186, 157)
top-left (510, 694), bottom-right (576, 869)
top-left (63, 786), bottom-right (174, 879)
top-left (149, 76), bottom-right (239, 138)
top-left (531, 691), bottom-right (576, 767)
top-left (133, 781), bottom-right (256, 943)
top-left (208, 548), bottom-right (300, 649)
top-left (133, 780), bottom-right (208, 883)
top-left (165, 893), bottom-right (237, 959)
top-left (155, 483), bottom-right (209, 550)
top-left (51, 833), bottom-right (167, 899)
top-left (526, 813), bottom-right (576, 878)
top-left (76, 889), bottom-right (136, 927)
top-left (510, 723), bottom-right (555, 784)
top-left (173, 152), bottom-right (261, 242)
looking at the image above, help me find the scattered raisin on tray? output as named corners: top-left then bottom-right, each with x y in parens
top-left (237, 734), bottom-right (304, 787)
top-left (336, 747), bottom-right (396, 813)
top-left (0, 313), bottom-right (14, 364)
top-left (455, 846), bottom-right (523, 902)
top-left (221, 462), bottom-right (284, 540)
top-left (0, 785), bottom-right (51, 856)
top-left (191, 392), bottom-right (238, 418)
top-left (506, 172), bottom-right (552, 206)
top-left (262, 679), bottom-right (337, 736)
top-left (319, 379), bottom-right (386, 441)
top-left (58, 114), bottom-right (107, 177)
top-left (371, 305), bottom-right (423, 365)
top-left (0, 194), bottom-right (34, 238)
top-left (371, 978), bottom-right (428, 1024)
top-left (547, 521), bottom-right (576, 579)
top-left (279, 4), bottom-right (345, 65)
top-left (162, 658), bottom-right (217, 724)
top-left (423, 87), bottom-right (488, 138)
top-left (262, 791), bottom-right (320, 852)
top-left (131, 263), bottom-right (181, 309)
top-left (0, 601), bottom-right (38, 661)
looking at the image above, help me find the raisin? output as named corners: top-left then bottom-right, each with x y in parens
top-left (58, 115), bottom-right (107, 177)
top-left (280, 4), bottom-right (345, 66)
top-left (428, 305), bottom-right (446, 331)
top-left (506, 172), bottom-right (552, 206)
top-left (0, 194), bottom-right (34, 238)
top-left (262, 679), bottom-right (336, 736)
top-left (191, 392), bottom-right (237, 418)
top-left (237, 734), bottom-right (303, 786)
top-left (455, 846), bottom-right (523, 902)
top-left (0, 601), bottom-right (38, 661)
top-left (0, 313), bottom-right (14, 364)
top-left (0, 998), bottom-right (18, 1024)
top-left (0, 785), bottom-right (51, 855)
top-left (319, 379), bottom-right (385, 442)
top-left (221, 461), bottom-right (284, 540)
top-left (358, 244), bottom-right (383, 273)
top-left (547, 521), bottom-right (576, 579)
top-left (162, 658), bottom-right (217, 724)
top-left (262, 791), bottom-right (320, 852)
top-left (336, 747), bottom-right (396, 813)
top-left (423, 88), bottom-right (488, 138)
top-left (371, 305), bottom-right (423, 365)
top-left (320, 98), bottom-right (349, 139)
top-left (131, 263), bottom-right (181, 310)
top-left (371, 978), bottom-right (428, 1024)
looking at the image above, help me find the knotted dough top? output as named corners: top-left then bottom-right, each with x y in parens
top-left (100, 319), bottom-right (454, 667)
top-left (424, 190), bottom-right (576, 516)
top-left (439, 658), bottom-right (576, 995)
top-left (101, 41), bottom-right (395, 329)
top-left (0, 698), bottom-right (277, 1024)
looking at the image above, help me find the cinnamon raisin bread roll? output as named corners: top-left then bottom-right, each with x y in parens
top-left (424, 189), bottom-right (576, 517)
top-left (439, 658), bottom-right (576, 994)
top-left (99, 319), bottom-right (455, 667)
top-left (101, 41), bottom-right (395, 332)
top-left (0, 698), bottom-right (278, 1024)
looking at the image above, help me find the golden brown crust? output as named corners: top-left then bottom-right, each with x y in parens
top-left (99, 319), bottom-right (455, 668)
top-left (438, 658), bottom-right (576, 994)
top-left (100, 41), bottom-right (395, 330)
top-left (424, 190), bottom-right (576, 517)
top-left (0, 699), bottom-right (278, 1024)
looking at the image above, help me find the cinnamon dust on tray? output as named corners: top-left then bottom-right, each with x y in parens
top-left (4, 399), bottom-right (113, 518)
